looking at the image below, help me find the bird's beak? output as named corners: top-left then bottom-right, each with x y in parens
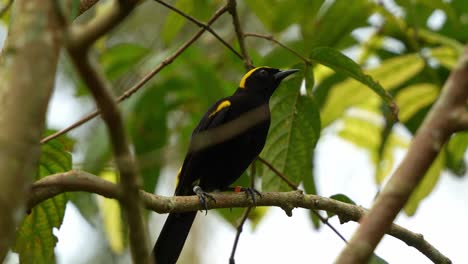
top-left (274, 69), bottom-right (300, 82)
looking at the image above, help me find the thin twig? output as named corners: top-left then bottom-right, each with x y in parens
top-left (153, 0), bottom-right (243, 60)
top-left (258, 156), bottom-right (348, 244)
top-left (227, 0), bottom-right (253, 70)
top-left (311, 211), bottom-right (348, 243)
top-left (65, 0), bottom-right (150, 262)
top-left (28, 171), bottom-right (452, 264)
top-left (229, 206), bottom-right (252, 264)
top-left (244, 32), bottom-right (311, 65)
top-left (41, 4), bottom-right (230, 144)
top-left (229, 158), bottom-right (257, 264)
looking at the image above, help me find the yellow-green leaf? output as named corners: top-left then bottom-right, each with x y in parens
top-left (404, 151), bottom-right (445, 215)
top-left (321, 53), bottom-right (424, 127)
top-left (396, 83), bottom-right (439, 123)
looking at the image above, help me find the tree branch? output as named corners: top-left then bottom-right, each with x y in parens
top-left (79, 0), bottom-right (100, 15)
top-left (67, 0), bottom-right (137, 50)
top-left (28, 171), bottom-right (451, 264)
top-left (0, 0), bottom-right (62, 259)
top-left (336, 45), bottom-right (468, 264)
top-left (41, 3), bottom-right (230, 144)
top-left (64, 0), bottom-right (151, 262)
top-left (227, 0), bottom-right (253, 70)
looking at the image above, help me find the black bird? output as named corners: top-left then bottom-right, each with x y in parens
top-left (153, 67), bottom-right (299, 264)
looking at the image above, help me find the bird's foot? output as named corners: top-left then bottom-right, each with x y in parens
top-left (234, 186), bottom-right (262, 205)
top-left (193, 185), bottom-right (216, 214)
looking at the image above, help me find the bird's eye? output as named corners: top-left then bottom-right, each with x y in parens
top-left (258, 69), bottom-right (268, 77)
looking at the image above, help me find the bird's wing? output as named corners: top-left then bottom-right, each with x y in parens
top-left (174, 98), bottom-right (232, 195)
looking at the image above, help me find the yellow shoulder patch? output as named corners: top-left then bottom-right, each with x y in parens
top-left (209, 100), bottom-right (231, 117)
top-left (238, 66), bottom-right (272, 89)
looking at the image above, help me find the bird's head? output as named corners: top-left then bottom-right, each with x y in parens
top-left (238, 67), bottom-right (299, 97)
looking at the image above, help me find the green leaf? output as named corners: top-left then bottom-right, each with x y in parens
top-left (445, 132), bottom-right (468, 176)
top-left (302, 0), bottom-right (372, 49)
top-left (161, 0), bottom-right (193, 44)
top-left (330, 194), bottom-right (356, 205)
top-left (100, 43), bottom-right (150, 80)
top-left (261, 65), bottom-right (321, 191)
top-left (338, 107), bottom-right (409, 184)
top-left (369, 254), bottom-right (389, 264)
top-left (129, 84), bottom-right (169, 193)
top-left (14, 132), bottom-right (73, 263)
top-left (395, 84), bottom-right (439, 123)
top-left (404, 151), bottom-right (445, 215)
top-left (327, 194), bottom-right (356, 218)
top-left (246, 0), bottom-right (322, 33)
top-left (321, 53), bottom-right (424, 127)
top-left (82, 123), bottom-right (112, 175)
top-left (310, 47), bottom-right (396, 117)
top-left (430, 46), bottom-right (461, 70)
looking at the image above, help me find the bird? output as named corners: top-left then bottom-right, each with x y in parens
top-left (153, 66), bottom-right (299, 264)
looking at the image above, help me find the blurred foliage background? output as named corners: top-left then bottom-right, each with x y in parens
top-left (6, 0), bottom-right (467, 263)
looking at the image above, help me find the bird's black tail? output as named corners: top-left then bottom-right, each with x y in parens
top-left (153, 211), bottom-right (197, 264)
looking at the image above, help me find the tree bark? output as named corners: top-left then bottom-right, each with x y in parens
top-left (0, 0), bottom-right (62, 259)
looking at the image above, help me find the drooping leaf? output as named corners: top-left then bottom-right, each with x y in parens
top-left (321, 53), bottom-right (424, 127)
top-left (338, 106), bottom-right (409, 184)
top-left (430, 46), bottom-right (461, 70)
top-left (369, 254), bottom-right (389, 264)
top-left (327, 194), bottom-right (356, 218)
top-left (404, 151), bottom-right (445, 215)
top-left (14, 132), bottom-right (73, 263)
top-left (445, 132), bottom-right (468, 176)
top-left (261, 65), bottom-right (321, 192)
top-left (311, 47), bottom-right (395, 106)
top-left (395, 83), bottom-right (439, 123)
top-left (98, 171), bottom-right (125, 254)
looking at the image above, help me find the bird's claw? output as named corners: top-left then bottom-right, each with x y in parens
top-left (193, 185), bottom-right (216, 214)
top-left (238, 187), bottom-right (262, 205)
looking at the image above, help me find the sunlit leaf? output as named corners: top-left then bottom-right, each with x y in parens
top-left (311, 47), bottom-right (395, 114)
top-left (445, 132), bottom-right (468, 176)
top-left (98, 171), bottom-right (125, 253)
top-left (395, 83), bottom-right (439, 123)
top-left (404, 151), bottom-right (445, 215)
top-left (430, 46), bottom-right (461, 69)
top-left (321, 53), bottom-right (424, 127)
